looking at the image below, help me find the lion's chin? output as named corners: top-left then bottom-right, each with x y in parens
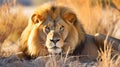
top-left (48, 48), bottom-right (62, 54)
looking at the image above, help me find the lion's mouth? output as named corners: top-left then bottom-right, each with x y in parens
top-left (48, 46), bottom-right (62, 54)
top-left (51, 46), bottom-right (59, 49)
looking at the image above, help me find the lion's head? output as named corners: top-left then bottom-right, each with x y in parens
top-left (19, 3), bottom-right (85, 57)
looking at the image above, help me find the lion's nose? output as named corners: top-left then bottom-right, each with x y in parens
top-left (50, 39), bottom-right (60, 44)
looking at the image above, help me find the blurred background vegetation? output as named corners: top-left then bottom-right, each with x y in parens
top-left (0, 0), bottom-right (120, 66)
top-left (0, 0), bottom-right (120, 45)
top-left (0, 0), bottom-right (54, 6)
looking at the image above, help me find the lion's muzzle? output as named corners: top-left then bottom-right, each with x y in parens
top-left (46, 31), bottom-right (64, 54)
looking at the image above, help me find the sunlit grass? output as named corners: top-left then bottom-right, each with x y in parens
top-left (0, 0), bottom-right (120, 67)
top-left (0, 2), bottom-right (27, 43)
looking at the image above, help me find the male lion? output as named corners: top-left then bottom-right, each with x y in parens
top-left (19, 3), bottom-right (120, 60)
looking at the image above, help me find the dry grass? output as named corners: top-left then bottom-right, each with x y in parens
top-left (0, 1), bottom-right (27, 57)
top-left (0, 2), bottom-right (27, 43)
top-left (0, 0), bottom-right (120, 67)
top-left (97, 33), bottom-right (120, 67)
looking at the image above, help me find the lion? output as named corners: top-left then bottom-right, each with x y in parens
top-left (18, 3), bottom-right (120, 60)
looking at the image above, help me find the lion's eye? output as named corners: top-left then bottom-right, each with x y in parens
top-left (60, 26), bottom-right (64, 31)
top-left (45, 27), bottom-right (50, 33)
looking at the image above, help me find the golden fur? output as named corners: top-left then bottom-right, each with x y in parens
top-left (18, 3), bottom-right (120, 60)
top-left (19, 3), bottom-right (85, 58)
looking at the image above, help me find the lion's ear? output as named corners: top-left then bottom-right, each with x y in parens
top-left (63, 13), bottom-right (76, 24)
top-left (31, 14), bottom-right (44, 24)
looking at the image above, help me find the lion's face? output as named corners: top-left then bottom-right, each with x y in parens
top-left (43, 19), bottom-right (69, 54)
top-left (30, 5), bottom-right (79, 54)
top-left (21, 4), bottom-right (85, 56)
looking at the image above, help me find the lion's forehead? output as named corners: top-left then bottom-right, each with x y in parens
top-left (33, 5), bottom-right (73, 28)
top-left (44, 7), bottom-right (63, 22)
top-left (44, 22), bottom-right (61, 27)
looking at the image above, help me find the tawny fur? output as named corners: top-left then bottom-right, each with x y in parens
top-left (19, 3), bottom-right (85, 58)
top-left (18, 3), bottom-right (120, 60)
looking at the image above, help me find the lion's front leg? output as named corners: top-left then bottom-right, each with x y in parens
top-left (95, 33), bottom-right (120, 52)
